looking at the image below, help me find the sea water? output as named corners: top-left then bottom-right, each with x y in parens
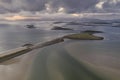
top-left (0, 19), bottom-right (120, 80)
top-left (28, 41), bottom-right (120, 80)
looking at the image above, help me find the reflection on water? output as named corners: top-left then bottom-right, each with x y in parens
top-left (0, 49), bottom-right (41, 80)
top-left (0, 21), bottom-right (67, 51)
top-left (27, 41), bottom-right (120, 80)
top-left (0, 20), bottom-right (120, 80)
top-left (0, 21), bottom-right (72, 80)
top-left (65, 41), bottom-right (120, 80)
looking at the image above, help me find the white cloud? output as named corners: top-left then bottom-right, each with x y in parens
top-left (95, 1), bottom-right (105, 9)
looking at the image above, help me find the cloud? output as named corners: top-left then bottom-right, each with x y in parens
top-left (61, 0), bottom-right (99, 13)
top-left (95, 0), bottom-right (120, 12)
top-left (1, 0), bottom-right (120, 21)
top-left (0, 0), bottom-right (99, 14)
top-left (0, 0), bottom-right (47, 14)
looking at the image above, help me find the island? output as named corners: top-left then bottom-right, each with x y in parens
top-left (26, 24), bottom-right (36, 29)
top-left (63, 33), bottom-right (104, 40)
top-left (66, 22), bottom-right (81, 25)
top-left (51, 26), bottom-right (73, 30)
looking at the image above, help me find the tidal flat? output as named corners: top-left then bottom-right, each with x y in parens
top-left (0, 19), bottom-right (120, 80)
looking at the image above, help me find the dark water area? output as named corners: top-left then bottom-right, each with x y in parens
top-left (0, 19), bottom-right (120, 80)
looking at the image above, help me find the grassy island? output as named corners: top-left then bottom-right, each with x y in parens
top-left (51, 26), bottom-right (73, 30)
top-left (63, 33), bottom-right (104, 40)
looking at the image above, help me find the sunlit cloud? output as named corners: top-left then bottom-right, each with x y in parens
top-left (71, 13), bottom-right (84, 17)
top-left (95, 1), bottom-right (105, 9)
top-left (45, 3), bottom-right (52, 12)
top-left (71, 14), bottom-right (80, 17)
top-left (5, 15), bottom-right (26, 20)
top-left (4, 15), bottom-right (41, 21)
top-left (58, 7), bottom-right (65, 13)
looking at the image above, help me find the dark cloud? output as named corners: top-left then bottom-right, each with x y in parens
top-left (102, 0), bottom-right (120, 11)
top-left (0, 0), bottom-right (48, 13)
top-left (62, 0), bottom-right (99, 13)
top-left (0, 0), bottom-right (12, 3)
top-left (21, 0), bottom-right (47, 11)
top-left (1, 0), bottom-right (120, 14)
top-left (0, 0), bottom-right (99, 14)
top-left (93, 0), bottom-right (120, 13)
top-left (46, 0), bottom-right (99, 13)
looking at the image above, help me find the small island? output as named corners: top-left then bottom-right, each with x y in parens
top-left (66, 22), bottom-right (81, 25)
top-left (22, 43), bottom-right (34, 47)
top-left (51, 26), bottom-right (73, 30)
top-left (63, 33), bottom-right (104, 40)
top-left (53, 22), bottom-right (64, 24)
top-left (26, 24), bottom-right (36, 29)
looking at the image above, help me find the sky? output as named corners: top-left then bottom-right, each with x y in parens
top-left (0, 0), bottom-right (120, 20)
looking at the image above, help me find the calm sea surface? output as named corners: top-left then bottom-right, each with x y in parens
top-left (0, 20), bottom-right (120, 80)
